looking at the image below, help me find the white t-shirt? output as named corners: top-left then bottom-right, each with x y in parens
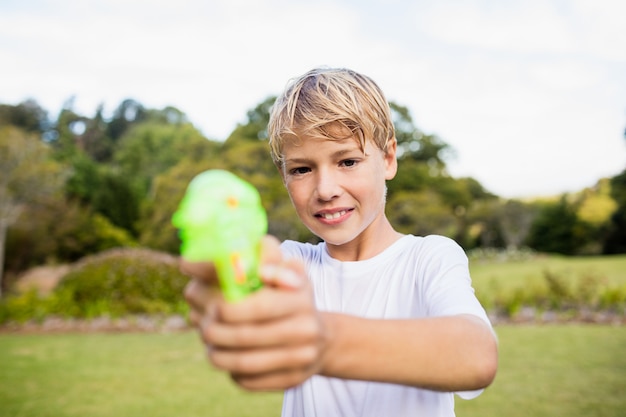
top-left (280, 234), bottom-right (492, 417)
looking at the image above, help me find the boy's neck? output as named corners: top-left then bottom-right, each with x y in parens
top-left (325, 218), bottom-right (404, 262)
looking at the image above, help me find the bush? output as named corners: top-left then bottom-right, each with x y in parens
top-left (488, 268), bottom-right (626, 318)
top-left (0, 289), bottom-right (50, 323)
top-left (52, 248), bottom-right (189, 318)
top-left (599, 285), bottom-right (626, 312)
top-left (0, 248), bottom-right (190, 323)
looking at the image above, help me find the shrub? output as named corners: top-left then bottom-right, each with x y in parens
top-left (0, 248), bottom-right (190, 323)
top-left (51, 248), bottom-right (189, 318)
top-left (599, 285), bottom-right (626, 312)
top-left (0, 289), bottom-right (49, 323)
top-left (487, 268), bottom-right (626, 318)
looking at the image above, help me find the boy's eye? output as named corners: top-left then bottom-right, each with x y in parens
top-left (290, 167), bottom-right (311, 175)
top-left (341, 159), bottom-right (357, 167)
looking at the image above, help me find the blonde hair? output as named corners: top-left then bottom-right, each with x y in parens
top-left (268, 67), bottom-right (395, 165)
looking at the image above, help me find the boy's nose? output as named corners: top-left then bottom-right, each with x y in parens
top-left (315, 170), bottom-right (341, 201)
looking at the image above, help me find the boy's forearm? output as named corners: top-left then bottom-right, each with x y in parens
top-left (319, 312), bottom-right (498, 392)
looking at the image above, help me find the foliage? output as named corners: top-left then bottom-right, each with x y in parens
top-left (604, 169), bottom-right (626, 253)
top-left (0, 126), bottom-right (66, 295)
top-left (223, 96), bottom-right (275, 146)
top-left (0, 248), bottom-right (189, 322)
top-left (525, 179), bottom-right (622, 255)
top-left (93, 168), bottom-right (143, 234)
top-left (0, 288), bottom-right (50, 323)
top-left (526, 196), bottom-right (583, 255)
top-left (577, 179), bottom-right (618, 227)
top-left (106, 98), bottom-right (149, 142)
top-left (470, 252), bottom-right (626, 318)
top-left (390, 102), bottom-right (452, 170)
top-left (113, 121), bottom-right (214, 192)
top-left (2, 251), bottom-right (625, 325)
top-left (5, 199), bottom-right (137, 281)
top-left (51, 248), bottom-right (189, 317)
top-left (0, 99), bottom-right (48, 133)
top-left (138, 160), bottom-right (218, 252)
top-left (465, 198), bottom-right (539, 250)
top-left (386, 190), bottom-right (458, 237)
top-left (65, 153), bottom-right (102, 203)
top-left (1, 95), bottom-right (625, 285)
top-left (487, 269), bottom-right (626, 317)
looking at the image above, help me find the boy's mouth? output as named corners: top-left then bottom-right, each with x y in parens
top-left (319, 210), bottom-right (347, 220)
top-left (315, 208), bottom-right (352, 221)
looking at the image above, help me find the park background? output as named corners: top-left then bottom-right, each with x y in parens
top-left (1, 1), bottom-right (625, 416)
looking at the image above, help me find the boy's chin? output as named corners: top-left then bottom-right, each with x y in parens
top-left (315, 232), bottom-right (360, 247)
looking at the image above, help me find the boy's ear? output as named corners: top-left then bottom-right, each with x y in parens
top-left (384, 137), bottom-right (398, 180)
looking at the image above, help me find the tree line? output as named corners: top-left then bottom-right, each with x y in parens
top-left (1, 97), bottom-right (625, 295)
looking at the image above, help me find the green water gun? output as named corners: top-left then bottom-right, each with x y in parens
top-left (172, 170), bottom-right (268, 302)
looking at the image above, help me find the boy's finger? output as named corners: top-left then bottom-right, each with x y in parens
top-left (260, 259), bottom-right (306, 290)
top-left (179, 259), bottom-right (218, 284)
top-left (260, 234), bottom-right (283, 266)
top-left (184, 279), bottom-right (216, 313)
top-left (219, 280), bottom-right (312, 324)
top-left (181, 235), bottom-right (279, 284)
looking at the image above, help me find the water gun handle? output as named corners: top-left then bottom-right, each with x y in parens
top-left (213, 245), bottom-right (263, 301)
top-left (172, 170), bottom-right (268, 302)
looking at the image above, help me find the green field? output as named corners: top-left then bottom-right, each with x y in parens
top-left (468, 254), bottom-right (626, 313)
top-left (1, 325), bottom-right (625, 417)
top-left (1, 255), bottom-right (625, 416)
top-left (470, 253), bottom-right (626, 291)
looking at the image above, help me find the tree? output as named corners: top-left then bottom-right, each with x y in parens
top-left (65, 154), bottom-right (103, 204)
top-left (464, 199), bottom-right (506, 249)
top-left (79, 104), bottom-right (114, 162)
top-left (0, 99), bottom-right (48, 134)
top-left (604, 170), bottom-right (626, 253)
top-left (498, 199), bottom-right (539, 250)
top-left (133, 132), bottom-right (222, 251)
top-left (386, 190), bottom-right (458, 237)
top-left (0, 126), bottom-right (64, 296)
top-left (6, 198), bottom-right (137, 274)
top-left (224, 96), bottom-right (276, 146)
top-left (389, 102), bottom-right (452, 171)
top-left (114, 121), bottom-right (214, 192)
top-left (573, 179), bottom-right (618, 254)
top-left (107, 99), bottom-right (147, 142)
top-left (51, 106), bottom-right (85, 161)
top-left (92, 168), bottom-right (142, 235)
top-left (526, 196), bottom-right (581, 255)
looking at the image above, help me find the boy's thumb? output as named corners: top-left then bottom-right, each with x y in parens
top-left (259, 234), bottom-right (283, 266)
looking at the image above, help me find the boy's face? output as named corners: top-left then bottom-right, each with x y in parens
top-left (279, 128), bottom-right (397, 251)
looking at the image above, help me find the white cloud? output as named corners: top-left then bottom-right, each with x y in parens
top-left (572, 0), bottom-right (626, 62)
top-left (0, 0), bottom-right (624, 198)
top-left (412, 0), bottom-right (574, 54)
top-left (528, 60), bottom-right (604, 92)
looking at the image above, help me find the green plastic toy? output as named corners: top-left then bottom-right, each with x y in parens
top-left (172, 170), bottom-right (268, 302)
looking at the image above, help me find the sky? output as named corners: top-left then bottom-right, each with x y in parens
top-left (1, 0), bottom-right (625, 199)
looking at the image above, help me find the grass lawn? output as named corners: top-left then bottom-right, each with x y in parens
top-left (470, 254), bottom-right (626, 291)
top-left (468, 254), bottom-right (626, 311)
top-left (1, 325), bottom-right (625, 417)
top-left (456, 324), bottom-right (626, 417)
top-left (0, 331), bottom-right (282, 417)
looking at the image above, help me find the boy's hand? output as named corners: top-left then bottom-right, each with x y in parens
top-left (181, 235), bottom-right (328, 391)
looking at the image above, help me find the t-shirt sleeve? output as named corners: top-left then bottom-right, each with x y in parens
top-left (280, 239), bottom-right (311, 262)
top-left (420, 235), bottom-right (490, 325)
top-left (418, 236), bottom-right (494, 400)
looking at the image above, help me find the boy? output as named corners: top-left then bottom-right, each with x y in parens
top-left (182, 67), bottom-right (498, 416)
